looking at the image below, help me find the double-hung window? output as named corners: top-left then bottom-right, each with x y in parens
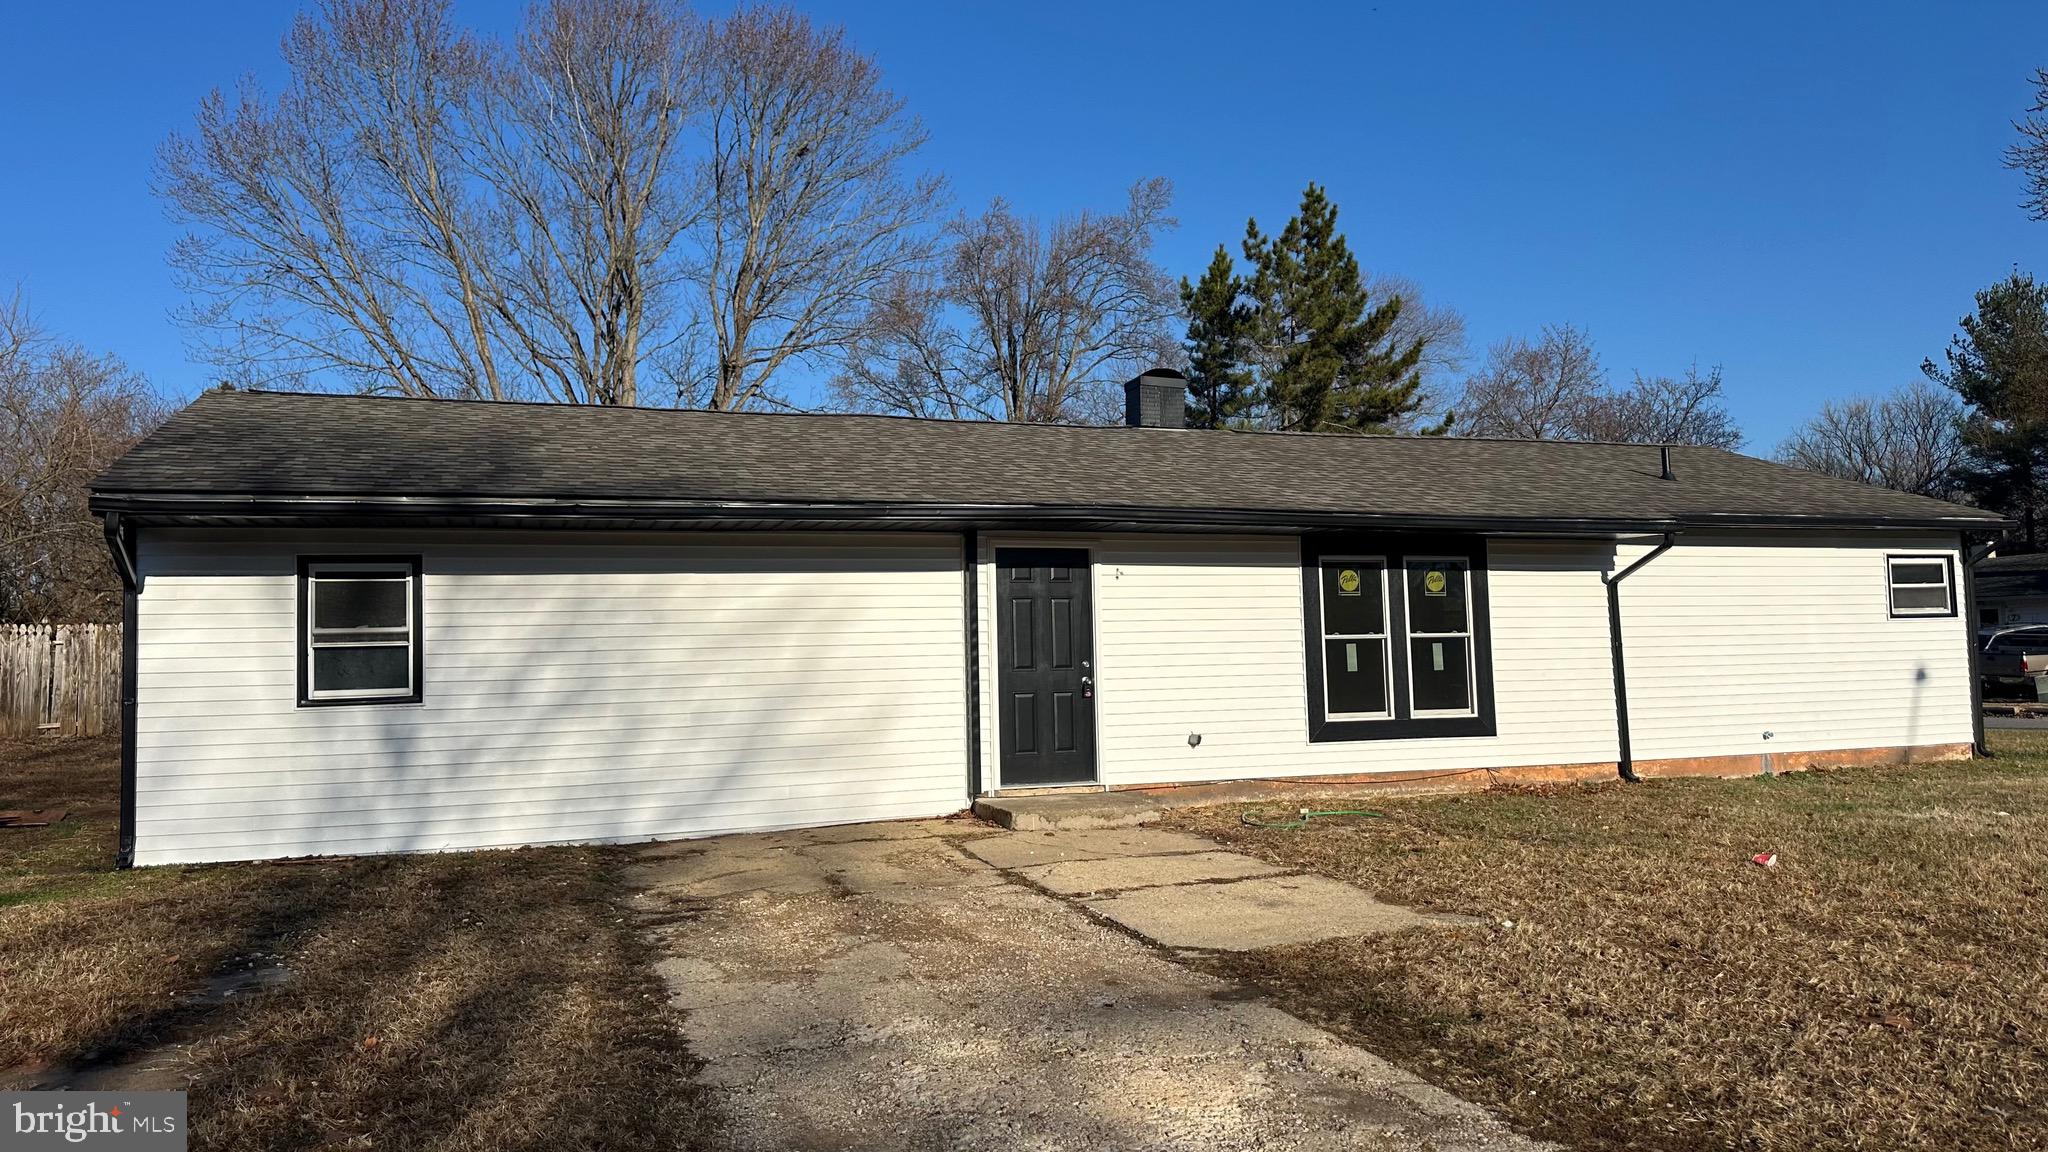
top-left (1318, 559), bottom-right (1392, 718)
top-left (1405, 558), bottom-right (1476, 715)
top-left (1303, 537), bottom-right (1493, 741)
top-left (298, 557), bottom-right (423, 705)
top-left (1885, 555), bottom-right (1955, 618)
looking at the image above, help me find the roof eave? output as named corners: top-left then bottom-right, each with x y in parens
top-left (1676, 511), bottom-right (2015, 533)
top-left (87, 490), bottom-right (2011, 537)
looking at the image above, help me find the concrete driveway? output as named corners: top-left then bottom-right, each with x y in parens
top-left (626, 820), bottom-right (1545, 1152)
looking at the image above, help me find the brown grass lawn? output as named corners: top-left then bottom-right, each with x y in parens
top-left (12, 734), bottom-right (2048, 1152)
top-left (0, 739), bottom-right (710, 1151)
top-left (1168, 734), bottom-right (2048, 1152)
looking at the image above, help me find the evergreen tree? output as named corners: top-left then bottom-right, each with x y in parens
top-left (1925, 270), bottom-right (2048, 548)
top-left (1178, 246), bottom-right (1256, 428)
top-left (1241, 184), bottom-right (1425, 432)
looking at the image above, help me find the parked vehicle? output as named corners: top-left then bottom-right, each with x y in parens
top-left (1979, 625), bottom-right (2048, 695)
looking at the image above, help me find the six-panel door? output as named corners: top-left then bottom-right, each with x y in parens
top-left (995, 548), bottom-right (1097, 785)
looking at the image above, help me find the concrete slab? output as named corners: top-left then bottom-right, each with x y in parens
top-left (1083, 873), bottom-right (1445, 951)
top-left (957, 827), bottom-right (1224, 870)
top-left (629, 827), bottom-right (1550, 1152)
top-left (1018, 851), bottom-right (1291, 896)
top-left (974, 790), bottom-right (1161, 830)
top-left (628, 829), bottom-right (1009, 906)
top-left (800, 838), bottom-right (1004, 902)
top-left (625, 844), bottom-right (835, 900)
top-left (767, 817), bottom-right (972, 844)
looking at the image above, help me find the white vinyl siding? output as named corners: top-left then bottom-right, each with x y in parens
top-left (1982, 594), bottom-right (2048, 626)
top-left (974, 532), bottom-right (1972, 790)
top-left (132, 526), bottom-right (1975, 864)
top-left (1616, 532), bottom-right (1974, 761)
top-left (131, 530), bottom-right (968, 865)
top-left (978, 535), bottom-right (1623, 788)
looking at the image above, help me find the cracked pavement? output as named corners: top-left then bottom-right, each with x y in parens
top-left (626, 819), bottom-right (1547, 1152)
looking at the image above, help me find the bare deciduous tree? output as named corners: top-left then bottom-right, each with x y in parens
top-left (159, 0), bottom-right (506, 398)
top-left (0, 295), bottom-right (166, 622)
top-left (831, 180), bottom-right (1178, 423)
top-left (1452, 324), bottom-right (1602, 439)
top-left (689, 7), bottom-right (943, 411)
top-left (1370, 272), bottom-right (1467, 433)
top-left (2008, 68), bottom-right (2048, 220)
top-left (1453, 325), bottom-right (1743, 447)
top-left (159, 0), bottom-right (935, 408)
top-left (474, 0), bottom-right (704, 405)
top-left (1776, 381), bottom-right (1967, 497)
top-left (1582, 364), bottom-right (1743, 449)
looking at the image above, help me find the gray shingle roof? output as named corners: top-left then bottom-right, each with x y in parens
top-left (1976, 552), bottom-right (2048, 598)
top-left (91, 388), bottom-right (2006, 532)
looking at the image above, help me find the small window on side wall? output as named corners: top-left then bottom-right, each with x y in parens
top-left (1886, 555), bottom-right (1954, 619)
top-left (299, 557), bottom-right (422, 705)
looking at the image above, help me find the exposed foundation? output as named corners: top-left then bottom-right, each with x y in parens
top-left (979, 742), bottom-right (1978, 820)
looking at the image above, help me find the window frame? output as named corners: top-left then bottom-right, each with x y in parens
top-left (1402, 555), bottom-right (1479, 719)
top-left (1301, 534), bottom-right (1495, 742)
top-left (1316, 556), bottom-right (1395, 721)
top-left (1885, 553), bottom-right (1957, 620)
top-left (297, 555), bottom-right (425, 707)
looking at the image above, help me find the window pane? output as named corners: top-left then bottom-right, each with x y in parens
top-left (1889, 562), bottom-right (1947, 586)
top-left (1409, 637), bottom-right (1472, 712)
top-left (1324, 638), bottom-right (1388, 715)
top-left (1890, 585), bottom-right (1950, 612)
top-left (312, 645), bottom-right (410, 694)
top-left (314, 577), bottom-right (408, 631)
top-left (1406, 561), bottom-right (1469, 634)
top-left (1321, 562), bottom-right (1385, 636)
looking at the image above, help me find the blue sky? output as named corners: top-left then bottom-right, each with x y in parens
top-left (3, 1), bottom-right (2046, 448)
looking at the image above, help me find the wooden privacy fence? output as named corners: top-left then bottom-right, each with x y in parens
top-left (0, 623), bottom-right (121, 737)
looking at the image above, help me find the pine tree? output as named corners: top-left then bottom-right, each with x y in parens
top-left (1925, 270), bottom-right (2048, 548)
top-left (1241, 184), bottom-right (1424, 432)
top-left (1179, 246), bottom-right (1256, 428)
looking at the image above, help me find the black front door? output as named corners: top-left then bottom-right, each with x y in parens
top-left (995, 548), bottom-right (1096, 785)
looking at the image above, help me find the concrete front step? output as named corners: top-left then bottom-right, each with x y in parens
top-left (971, 791), bottom-right (1162, 831)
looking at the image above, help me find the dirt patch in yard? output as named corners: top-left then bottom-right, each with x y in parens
top-left (0, 738), bottom-right (712, 1151)
top-left (1165, 737), bottom-right (2048, 1152)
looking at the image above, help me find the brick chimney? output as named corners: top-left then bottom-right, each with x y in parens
top-left (1123, 368), bottom-right (1189, 429)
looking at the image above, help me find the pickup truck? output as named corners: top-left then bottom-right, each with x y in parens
top-left (1980, 625), bottom-right (2048, 695)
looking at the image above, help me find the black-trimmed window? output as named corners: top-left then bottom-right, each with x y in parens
top-left (1303, 536), bottom-right (1494, 741)
top-left (1885, 555), bottom-right (1955, 618)
top-left (298, 557), bottom-right (423, 706)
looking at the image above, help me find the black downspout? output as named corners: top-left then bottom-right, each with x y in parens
top-left (1605, 533), bottom-right (1677, 783)
top-left (962, 528), bottom-right (982, 804)
top-left (102, 513), bottom-right (139, 869)
top-left (1963, 534), bottom-right (1998, 758)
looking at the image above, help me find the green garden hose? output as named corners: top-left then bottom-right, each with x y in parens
top-left (1239, 806), bottom-right (1390, 830)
